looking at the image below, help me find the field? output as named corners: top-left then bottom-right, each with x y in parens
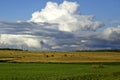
top-left (0, 62), bottom-right (120, 80)
top-left (0, 50), bottom-right (120, 80)
top-left (0, 50), bottom-right (120, 62)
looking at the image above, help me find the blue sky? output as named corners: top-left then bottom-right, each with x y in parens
top-left (0, 0), bottom-right (120, 22)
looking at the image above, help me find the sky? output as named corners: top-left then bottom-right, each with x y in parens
top-left (0, 0), bottom-right (120, 22)
top-left (0, 0), bottom-right (120, 51)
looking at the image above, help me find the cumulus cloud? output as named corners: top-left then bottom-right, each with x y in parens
top-left (102, 25), bottom-right (120, 41)
top-left (0, 21), bottom-right (77, 51)
top-left (29, 1), bottom-right (103, 32)
top-left (0, 34), bottom-right (41, 50)
top-left (0, 1), bottom-right (120, 51)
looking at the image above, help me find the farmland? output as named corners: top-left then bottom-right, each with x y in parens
top-left (0, 50), bottom-right (120, 80)
top-left (0, 62), bottom-right (120, 80)
top-left (0, 50), bottom-right (120, 63)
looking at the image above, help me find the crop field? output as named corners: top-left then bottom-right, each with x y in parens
top-left (0, 62), bottom-right (120, 80)
top-left (0, 50), bottom-right (120, 80)
top-left (0, 50), bottom-right (120, 63)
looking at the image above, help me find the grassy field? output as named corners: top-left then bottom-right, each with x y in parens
top-left (0, 62), bottom-right (120, 80)
top-left (0, 50), bottom-right (120, 80)
top-left (0, 50), bottom-right (120, 63)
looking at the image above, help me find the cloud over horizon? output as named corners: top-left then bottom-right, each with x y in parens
top-left (0, 1), bottom-right (120, 51)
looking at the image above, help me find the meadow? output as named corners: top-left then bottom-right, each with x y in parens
top-left (0, 62), bottom-right (120, 80)
top-left (0, 50), bottom-right (120, 80)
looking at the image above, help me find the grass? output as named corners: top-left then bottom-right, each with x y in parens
top-left (0, 50), bottom-right (120, 62)
top-left (0, 62), bottom-right (120, 80)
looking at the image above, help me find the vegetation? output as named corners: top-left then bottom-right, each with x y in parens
top-left (0, 62), bottom-right (120, 80)
top-left (75, 49), bottom-right (120, 52)
top-left (0, 48), bottom-right (120, 52)
top-left (0, 50), bottom-right (120, 80)
top-left (0, 48), bottom-right (24, 51)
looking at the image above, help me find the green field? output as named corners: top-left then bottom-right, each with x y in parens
top-left (0, 62), bottom-right (120, 80)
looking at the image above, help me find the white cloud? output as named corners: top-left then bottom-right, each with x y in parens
top-left (29, 1), bottom-right (103, 32)
top-left (0, 34), bottom-right (41, 50)
top-left (102, 25), bottom-right (120, 41)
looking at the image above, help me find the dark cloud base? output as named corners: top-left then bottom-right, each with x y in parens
top-left (0, 22), bottom-right (120, 51)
